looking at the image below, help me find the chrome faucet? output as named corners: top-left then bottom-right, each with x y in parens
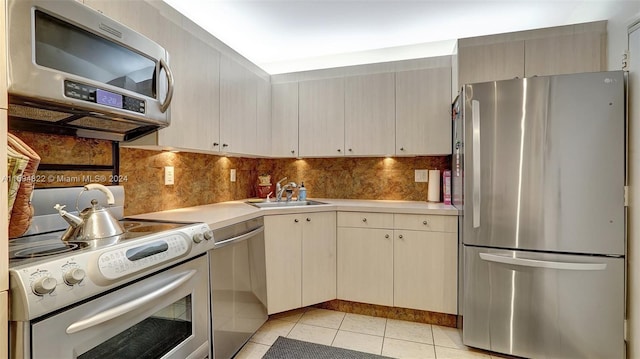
top-left (275, 177), bottom-right (297, 202)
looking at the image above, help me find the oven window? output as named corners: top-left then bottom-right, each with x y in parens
top-left (78, 296), bottom-right (193, 359)
top-left (34, 10), bottom-right (156, 98)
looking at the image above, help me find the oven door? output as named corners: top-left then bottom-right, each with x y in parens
top-left (30, 255), bottom-right (209, 359)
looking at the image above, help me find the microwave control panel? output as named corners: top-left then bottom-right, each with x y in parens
top-left (64, 80), bottom-right (146, 114)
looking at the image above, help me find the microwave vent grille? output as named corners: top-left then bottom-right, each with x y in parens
top-left (69, 117), bottom-right (140, 133)
top-left (9, 104), bottom-right (70, 122)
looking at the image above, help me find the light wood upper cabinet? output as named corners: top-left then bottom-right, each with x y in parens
top-left (396, 67), bottom-right (452, 155)
top-left (524, 32), bottom-right (606, 77)
top-left (271, 82), bottom-right (299, 157)
top-left (457, 21), bottom-right (607, 88)
top-left (298, 78), bottom-right (345, 157)
top-left (457, 40), bottom-right (525, 87)
top-left (220, 56), bottom-right (257, 155)
top-left (160, 35), bottom-right (220, 151)
top-left (256, 77), bottom-right (272, 156)
top-left (344, 73), bottom-right (395, 156)
top-left (0, 0), bottom-right (6, 110)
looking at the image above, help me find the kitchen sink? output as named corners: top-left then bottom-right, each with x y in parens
top-left (246, 200), bottom-right (327, 208)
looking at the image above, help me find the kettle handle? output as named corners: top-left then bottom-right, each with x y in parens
top-left (83, 184), bottom-right (116, 205)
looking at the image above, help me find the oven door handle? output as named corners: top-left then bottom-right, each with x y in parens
top-left (65, 269), bottom-right (196, 334)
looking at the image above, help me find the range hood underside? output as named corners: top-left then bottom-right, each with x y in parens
top-left (8, 95), bottom-right (164, 142)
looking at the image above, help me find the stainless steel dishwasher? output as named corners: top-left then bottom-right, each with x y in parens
top-left (209, 217), bottom-right (267, 359)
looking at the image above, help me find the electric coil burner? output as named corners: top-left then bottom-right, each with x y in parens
top-left (9, 186), bottom-right (214, 359)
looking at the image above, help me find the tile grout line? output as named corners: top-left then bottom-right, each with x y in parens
top-left (431, 324), bottom-right (438, 359)
top-left (329, 312), bottom-right (347, 346)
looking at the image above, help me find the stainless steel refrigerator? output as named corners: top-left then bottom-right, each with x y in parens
top-left (452, 71), bottom-right (626, 359)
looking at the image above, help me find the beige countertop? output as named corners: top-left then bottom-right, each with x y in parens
top-left (128, 198), bottom-right (459, 230)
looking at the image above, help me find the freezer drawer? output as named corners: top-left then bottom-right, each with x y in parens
top-left (463, 246), bottom-right (624, 359)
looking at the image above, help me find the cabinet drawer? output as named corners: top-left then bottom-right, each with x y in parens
top-left (394, 214), bottom-right (457, 233)
top-left (337, 212), bottom-right (393, 229)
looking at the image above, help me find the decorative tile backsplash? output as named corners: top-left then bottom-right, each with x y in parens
top-left (9, 132), bottom-right (451, 216)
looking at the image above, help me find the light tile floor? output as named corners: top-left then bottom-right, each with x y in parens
top-left (235, 308), bottom-right (510, 359)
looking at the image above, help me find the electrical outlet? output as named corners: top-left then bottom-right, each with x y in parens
top-left (415, 169), bottom-right (429, 183)
top-left (230, 169), bottom-right (236, 182)
top-left (164, 166), bottom-right (174, 185)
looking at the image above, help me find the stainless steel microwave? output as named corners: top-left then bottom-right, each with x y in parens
top-left (6, 0), bottom-right (174, 141)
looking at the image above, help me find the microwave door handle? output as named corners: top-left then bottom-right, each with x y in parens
top-left (159, 58), bottom-right (174, 113)
top-left (65, 269), bottom-right (196, 334)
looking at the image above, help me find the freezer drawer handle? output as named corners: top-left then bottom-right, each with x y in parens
top-left (472, 100), bottom-right (481, 228)
top-left (479, 253), bottom-right (607, 271)
top-left (65, 269), bottom-right (197, 334)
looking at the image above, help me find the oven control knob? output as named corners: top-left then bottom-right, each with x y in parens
top-left (63, 268), bottom-right (86, 285)
top-left (32, 277), bottom-right (57, 296)
top-left (192, 233), bottom-right (204, 244)
top-left (203, 230), bottom-right (213, 241)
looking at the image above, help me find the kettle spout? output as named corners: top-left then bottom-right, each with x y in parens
top-left (54, 204), bottom-right (84, 228)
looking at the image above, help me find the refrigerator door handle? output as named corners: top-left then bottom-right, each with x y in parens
top-left (479, 253), bottom-right (607, 271)
top-left (472, 100), bottom-right (481, 228)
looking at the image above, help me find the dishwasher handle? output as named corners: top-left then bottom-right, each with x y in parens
top-left (214, 225), bottom-right (264, 249)
top-left (66, 269), bottom-right (196, 334)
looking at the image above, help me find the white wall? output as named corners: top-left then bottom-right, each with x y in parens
top-left (624, 3), bottom-right (640, 357)
top-left (606, 3), bottom-right (640, 70)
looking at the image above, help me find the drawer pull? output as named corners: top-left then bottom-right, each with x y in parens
top-left (306, 218), bottom-right (311, 222)
top-left (384, 234), bottom-right (390, 239)
top-left (362, 218), bottom-right (367, 222)
top-left (294, 219), bottom-right (299, 223)
top-left (423, 220), bottom-right (428, 225)
top-left (398, 235), bottom-right (404, 239)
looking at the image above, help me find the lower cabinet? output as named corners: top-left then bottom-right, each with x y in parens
top-left (264, 212), bottom-right (336, 314)
top-left (337, 212), bottom-right (458, 314)
top-left (337, 227), bottom-right (394, 306)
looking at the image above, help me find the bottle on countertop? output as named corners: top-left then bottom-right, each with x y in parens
top-left (298, 182), bottom-right (307, 201)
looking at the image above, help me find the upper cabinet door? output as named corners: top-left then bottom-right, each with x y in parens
top-left (271, 82), bottom-right (299, 157)
top-left (457, 40), bottom-right (525, 87)
top-left (160, 35), bottom-right (220, 151)
top-left (298, 78), bottom-right (345, 157)
top-left (344, 73), bottom-right (395, 156)
top-left (524, 32), bottom-right (606, 77)
top-left (256, 77), bottom-right (272, 156)
top-left (220, 56), bottom-right (257, 155)
top-left (396, 67), bottom-right (452, 156)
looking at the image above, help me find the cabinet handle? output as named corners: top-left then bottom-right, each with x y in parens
top-left (385, 234), bottom-right (390, 239)
top-left (306, 218), bottom-right (311, 222)
top-left (362, 218), bottom-right (367, 223)
top-left (399, 234), bottom-right (404, 239)
top-left (294, 219), bottom-right (299, 223)
top-left (213, 142), bottom-right (219, 147)
top-left (337, 149), bottom-right (342, 152)
top-left (222, 143), bottom-right (229, 148)
top-left (423, 220), bottom-right (428, 225)
top-left (348, 148), bottom-right (353, 152)
top-left (400, 147), bottom-right (405, 151)
top-left (291, 150), bottom-right (295, 154)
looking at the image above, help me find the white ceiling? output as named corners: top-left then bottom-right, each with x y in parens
top-left (163, 0), bottom-right (633, 74)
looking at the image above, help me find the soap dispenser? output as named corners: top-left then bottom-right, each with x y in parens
top-left (298, 182), bottom-right (307, 201)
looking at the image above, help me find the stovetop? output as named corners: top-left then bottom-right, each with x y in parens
top-left (9, 218), bottom-right (214, 321)
top-left (9, 219), bottom-right (194, 267)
